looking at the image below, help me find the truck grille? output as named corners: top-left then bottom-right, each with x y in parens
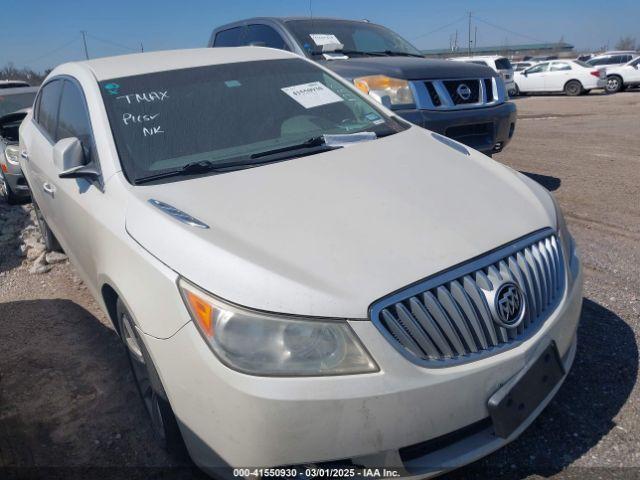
top-left (417, 77), bottom-right (500, 110)
top-left (370, 230), bottom-right (565, 366)
top-left (442, 79), bottom-right (480, 104)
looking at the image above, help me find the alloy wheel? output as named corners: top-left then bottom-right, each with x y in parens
top-left (120, 311), bottom-right (167, 442)
top-left (606, 77), bottom-right (620, 92)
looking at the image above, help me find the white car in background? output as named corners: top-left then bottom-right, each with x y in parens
top-left (19, 47), bottom-right (582, 477)
top-left (587, 51), bottom-right (637, 69)
top-left (450, 55), bottom-right (516, 95)
top-left (604, 56), bottom-right (640, 93)
top-left (514, 60), bottom-right (606, 96)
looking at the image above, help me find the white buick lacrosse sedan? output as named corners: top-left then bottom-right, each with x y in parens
top-left (19, 47), bottom-right (582, 477)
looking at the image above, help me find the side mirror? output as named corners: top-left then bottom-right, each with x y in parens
top-left (523, 71), bottom-right (528, 76)
top-left (53, 137), bottom-right (99, 180)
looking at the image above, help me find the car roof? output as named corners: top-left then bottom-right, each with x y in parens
top-left (62, 47), bottom-right (298, 81)
top-left (221, 16), bottom-right (372, 23)
top-left (0, 86), bottom-right (39, 95)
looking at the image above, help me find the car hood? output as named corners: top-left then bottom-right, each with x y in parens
top-left (125, 127), bottom-right (555, 319)
top-left (318, 56), bottom-right (497, 81)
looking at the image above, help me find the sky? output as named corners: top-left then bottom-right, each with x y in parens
top-left (1, 0), bottom-right (637, 72)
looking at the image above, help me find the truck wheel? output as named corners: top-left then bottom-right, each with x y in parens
top-left (0, 171), bottom-right (19, 205)
top-left (32, 198), bottom-right (63, 252)
top-left (116, 299), bottom-right (184, 454)
top-left (564, 80), bottom-right (583, 96)
top-left (605, 75), bottom-right (623, 94)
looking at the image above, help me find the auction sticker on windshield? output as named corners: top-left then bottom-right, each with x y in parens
top-left (309, 34), bottom-right (341, 46)
top-left (281, 81), bottom-right (344, 109)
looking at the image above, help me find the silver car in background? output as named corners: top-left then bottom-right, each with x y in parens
top-left (0, 86), bottom-right (37, 203)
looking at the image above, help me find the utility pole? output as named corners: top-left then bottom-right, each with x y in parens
top-left (81, 31), bottom-right (90, 59)
top-left (474, 26), bottom-right (477, 52)
top-left (467, 12), bottom-right (472, 55)
top-left (454, 30), bottom-right (458, 52)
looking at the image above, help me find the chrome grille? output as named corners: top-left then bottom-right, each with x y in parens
top-left (370, 230), bottom-right (565, 366)
top-left (443, 79), bottom-right (481, 104)
top-left (413, 77), bottom-right (503, 110)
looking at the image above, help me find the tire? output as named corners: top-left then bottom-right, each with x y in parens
top-left (116, 299), bottom-right (184, 454)
top-left (513, 84), bottom-right (521, 97)
top-left (605, 75), bottom-right (623, 94)
top-left (564, 80), bottom-right (583, 96)
top-left (32, 197), bottom-right (63, 252)
top-left (0, 171), bottom-right (19, 205)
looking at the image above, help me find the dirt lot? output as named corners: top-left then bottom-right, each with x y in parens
top-left (1, 91), bottom-right (639, 479)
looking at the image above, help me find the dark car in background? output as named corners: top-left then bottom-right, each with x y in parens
top-left (0, 86), bottom-right (37, 203)
top-left (209, 17), bottom-right (517, 156)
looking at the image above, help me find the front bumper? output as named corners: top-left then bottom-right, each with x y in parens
top-left (394, 101), bottom-right (517, 154)
top-left (143, 254), bottom-right (582, 476)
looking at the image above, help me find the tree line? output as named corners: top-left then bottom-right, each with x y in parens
top-left (1, 63), bottom-right (51, 85)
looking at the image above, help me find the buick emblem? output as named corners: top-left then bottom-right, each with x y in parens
top-left (485, 281), bottom-right (526, 329)
top-left (456, 83), bottom-right (472, 100)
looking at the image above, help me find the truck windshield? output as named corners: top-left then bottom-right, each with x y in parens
top-left (285, 19), bottom-right (423, 57)
top-left (100, 58), bottom-right (406, 184)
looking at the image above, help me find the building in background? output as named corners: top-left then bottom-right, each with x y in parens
top-left (423, 42), bottom-right (575, 60)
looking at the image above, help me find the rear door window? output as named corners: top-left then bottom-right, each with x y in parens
top-left (214, 27), bottom-right (245, 47)
top-left (244, 24), bottom-right (289, 50)
top-left (550, 62), bottom-right (572, 71)
top-left (37, 80), bottom-right (63, 140)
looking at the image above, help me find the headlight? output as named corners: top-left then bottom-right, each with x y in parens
top-left (178, 279), bottom-right (378, 376)
top-left (4, 146), bottom-right (20, 165)
top-left (552, 194), bottom-right (578, 282)
top-left (353, 75), bottom-right (415, 107)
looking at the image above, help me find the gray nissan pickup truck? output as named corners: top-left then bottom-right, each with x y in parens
top-left (209, 17), bottom-right (517, 155)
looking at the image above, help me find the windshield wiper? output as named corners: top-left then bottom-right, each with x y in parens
top-left (134, 137), bottom-right (338, 185)
top-left (368, 50), bottom-right (424, 58)
top-left (134, 160), bottom-right (230, 185)
top-left (249, 136), bottom-right (329, 159)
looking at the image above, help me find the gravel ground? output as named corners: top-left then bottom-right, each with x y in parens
top-left (0, 91), bottom-right (639, 480)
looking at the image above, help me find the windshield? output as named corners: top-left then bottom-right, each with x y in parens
top-left (494, 58), bottom-right (512, 70)
top-left (100, 58), bottom-right (406, 184)
top-left (285, 19), bottom-right (423, 57)
top-left (0, 91), bottom-right (36, 117)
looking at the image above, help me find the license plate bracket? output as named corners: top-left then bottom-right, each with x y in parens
top-left (488, 341), bottom-right (565, 438)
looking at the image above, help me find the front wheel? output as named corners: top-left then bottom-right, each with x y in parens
top-left (564, 80), bottom-right (583, 96)
top-left (116, 299), bottom-right (184, 453)
top-left (605, 75), bottom-right (623, 94)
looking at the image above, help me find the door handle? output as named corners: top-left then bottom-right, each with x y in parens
top-left (42, 182), bottom-right (56, 196)
top-left (20, 150), bottom-right (29, 160)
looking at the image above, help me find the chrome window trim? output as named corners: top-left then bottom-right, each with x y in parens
top-left (368, 228), bottom-right (566, 368)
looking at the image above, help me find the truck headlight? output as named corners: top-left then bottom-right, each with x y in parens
top-left (353, 75), bottom-right (415, 107)
top-left (4, 146), bottom-right (20, 166)
top-left (178, 279), bottom-right (378, 376)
